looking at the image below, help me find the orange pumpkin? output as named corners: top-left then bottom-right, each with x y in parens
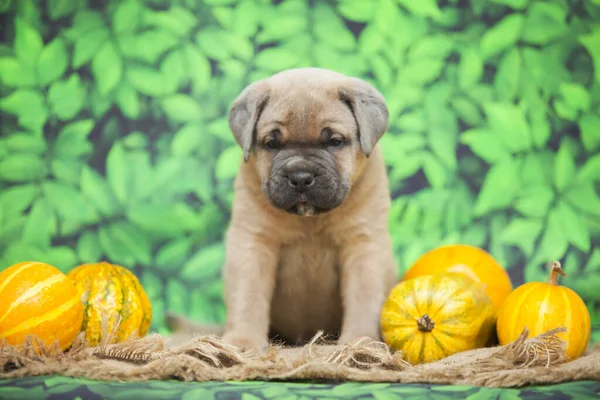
top-left (402, 244), bottom-right (513, 313)
top-left (496, 261), bottom-right (591, 361)
top-left (381, 273), bottom-right (495, 364)
top-left (67, 262), bottom-right (152, 346)
top-left (0, 261), bottom-right (84, 351)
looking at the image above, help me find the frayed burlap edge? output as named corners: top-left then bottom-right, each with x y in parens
top-left (1, 328), bottom-right (598, 388)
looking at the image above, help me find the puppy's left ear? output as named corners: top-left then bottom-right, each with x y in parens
top-left (228, 80), bottom-right (270, 162)
top-left (339, 78), bottom-right (389, 157)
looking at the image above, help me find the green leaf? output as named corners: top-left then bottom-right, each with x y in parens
top-left (184, 44), bottom-right (211, 94)
top-left (72, 28), bottom-right (110, 68)
top-left (171, 123), bottom-right (203, 157)
top-left (112, 0), bottom-right (142, 34)
top-left (535, 207), bottom-right (568, 262)
top-left (556, 201), bottom-right (590, 252)
top-left (114, 81), bottom-right (140, 119)
top-left (426, 94), bottom-right (457, 169)
top-left (0, 56), bottom-right (36, 87)
top-left (490, 0), bottom-right (528, 9)
top-left (181, 243), bottom-right (224, 282)
top-left (579, 112), bottom-right (600, 153)
top-left (106, 142), bottom-right (131, 205)
top-left (41, 246), bottom-right (79, 273)
top-left (479, 13), bottom-right (524, 60)
top-left (0, 89), bottom-right (48, 132)
top-left (483, 102), bottom-right (531, 153)
top-left (215, 146), bottom-right (242, 181)
top-left (48, 0), bottom-right (81, 20)
top-left (358, 25), bottom-right (386, 57)
top-left (473, 157), bottom-right (522, 216)
top-left (579, 29), bottom-right (600, 84)
top-left (558, 82), bottom-right (591, 113)
top-left (576, 154), bottom-right (600, 184)
top-left (0, 154), bottom-right (46, 182)
top-left (53, 119), bottom-right (95, 158)
top-left (1, 133), bottom-right (46, 154)
top-left (126, 203), bottom-right (199, 236)
top-left (43, 181), bottom-right (99, 226)
top-left (97, 225), bottom-right (135, 267)
top-left (37, 37), bottom-right (69, 85)
top-left (254, 47), bottom-right (303, 71)
top-left (422, 153), bottom-right (447, 189)
top-left (529, 106), bottom-right (551, 149)
top-left (80, 165), bottom-right (120, 217)
top-left (256, 11), bottom-right (306, 43)
top-left (143, 6), bottom-right (197, 37)
top-left (396, 0), bottom-right (441, 19)
top-left (337, 0), bottom-right (376, 22)
top-left (47, 74), bottom-right (86, 120)
top-left (155, 238), bottom-right (192, 271)
top-left (408, 34), bottom-right (454, 61)
top-left (14, 17), bottom-right (43, 65)
top-left (460, 129), bottom-right (508, 164)
top-left (125, 64), bottom-right (167, 97)
top-left (499, 218), bottom-right (543, 257)
top-left (92, 41), bottom-right (122, 95)
top-left (160, 95), bottom-right (202, 122)
top-left (160, 49), bottom-right (187, 93)
top-left (51, 159), bottom-right (83, 186)
top-left (398, 59), bottom-right (445, 84)
top-left (107, 221), bottom-right (152, 265)
top-left (554, 140), bottom-right (576, 192)
top-left (565, 182), bottom-right (600, 218)
top-left (22, 198), bottom-right (55, 247)
top-left (76, 230), bottom-right (102, 263)
top-left (313, 3), bottom-right (355, 51)
top-left (522, 1), bottom-right (567, 45)
top-left (118, 30), bottom-right (179, 64)
top-left (494, 48), bottom-right (520, 102)
top-left (195, 27), bottom-right (232, 61)
top-left (450, 96), bottom-right (482, 126)
top-left (231, 0), bottom-right (261, 37)
top-left (458, 47), bottom-right (483, 90)
top-left (514, 185), bottom-right (554, 218)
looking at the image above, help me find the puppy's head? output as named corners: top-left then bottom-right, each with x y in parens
top-left (228, 68), bottom-right (388, 217)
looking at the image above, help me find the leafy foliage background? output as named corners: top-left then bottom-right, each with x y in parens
top-left (0, 0), bottom-right (599, 337)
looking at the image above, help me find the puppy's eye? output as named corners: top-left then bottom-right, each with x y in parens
top-left (265, 139), bottom-right (282, 150)
top-left (327, 137), bottom-right (343, 147)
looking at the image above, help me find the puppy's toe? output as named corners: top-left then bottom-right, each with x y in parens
top-left (222, 331), bottom-right (268, 353)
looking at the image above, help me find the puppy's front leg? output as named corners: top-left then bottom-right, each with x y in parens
top-left (222, 230), bottom-right (278, 351)
top-left (338, 239), bottom-right (388, 343)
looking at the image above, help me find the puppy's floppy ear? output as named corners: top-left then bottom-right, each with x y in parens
top-left (228, 80), bottom-right (270, 162)
top-left (338, 78), bottom-right (389, 157)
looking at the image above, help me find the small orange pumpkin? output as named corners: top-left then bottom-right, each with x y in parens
top-left (496, 261), bottom-right (591, 360)
top-left (381, 273), bottom-right (495, 364)
top-left (402, 244), bottom-right (513, 313)
top-left (0, 261), bottom-right (84, 351)
top-left (67, 262), bottom-right (152, 346)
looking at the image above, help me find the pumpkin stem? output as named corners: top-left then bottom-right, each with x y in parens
top-left (417, 314), bottom-right (435, 332)
top-left (546, 261), bottom-right (566, 285)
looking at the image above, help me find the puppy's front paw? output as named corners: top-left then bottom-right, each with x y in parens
top-left (222, 331), bottom-right (268, 353)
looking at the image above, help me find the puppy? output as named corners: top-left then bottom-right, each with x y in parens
top-left (220, 67), bottom-right (397, 350)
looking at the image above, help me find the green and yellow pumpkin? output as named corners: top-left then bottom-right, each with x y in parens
top-left (380, 273), bottom-right (495, 364)
top-left (67, 262), bottom-right (152, 346)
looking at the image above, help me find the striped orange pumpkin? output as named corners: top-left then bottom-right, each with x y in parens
top-left (0, 261), bottom-right (84, 351)
top-left (67, 262), bottom-right (152, 346)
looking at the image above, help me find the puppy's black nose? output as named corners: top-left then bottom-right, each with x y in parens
top-left (287, 171), bottom-right (315, 191)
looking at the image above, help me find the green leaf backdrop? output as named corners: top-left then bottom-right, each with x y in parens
top-left (0, 0), bottom-right (599, 338)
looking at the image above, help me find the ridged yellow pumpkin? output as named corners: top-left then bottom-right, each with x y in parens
top-left (0, 261), bottom-right (83, 351)
top-left (381, 273), bottom-right (494, 364)
top-left (497, 261), bottom-right (591, 361)
top-left (402, 244), bottom-right (513, 314)
top-left (67, 262), bottom-right (152, 346)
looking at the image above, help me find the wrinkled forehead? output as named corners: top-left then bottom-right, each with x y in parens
top-left (256, 87), bottom-right (356, 140)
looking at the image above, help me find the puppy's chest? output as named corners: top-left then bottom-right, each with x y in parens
top-left (277, 234), bottom-right (339, 287)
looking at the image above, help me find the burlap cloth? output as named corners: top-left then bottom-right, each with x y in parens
top-left (1, 327), bottom-right (599, 388)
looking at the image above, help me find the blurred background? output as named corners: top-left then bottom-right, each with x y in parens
top-left (0, 0), bottom-right (598, 339)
